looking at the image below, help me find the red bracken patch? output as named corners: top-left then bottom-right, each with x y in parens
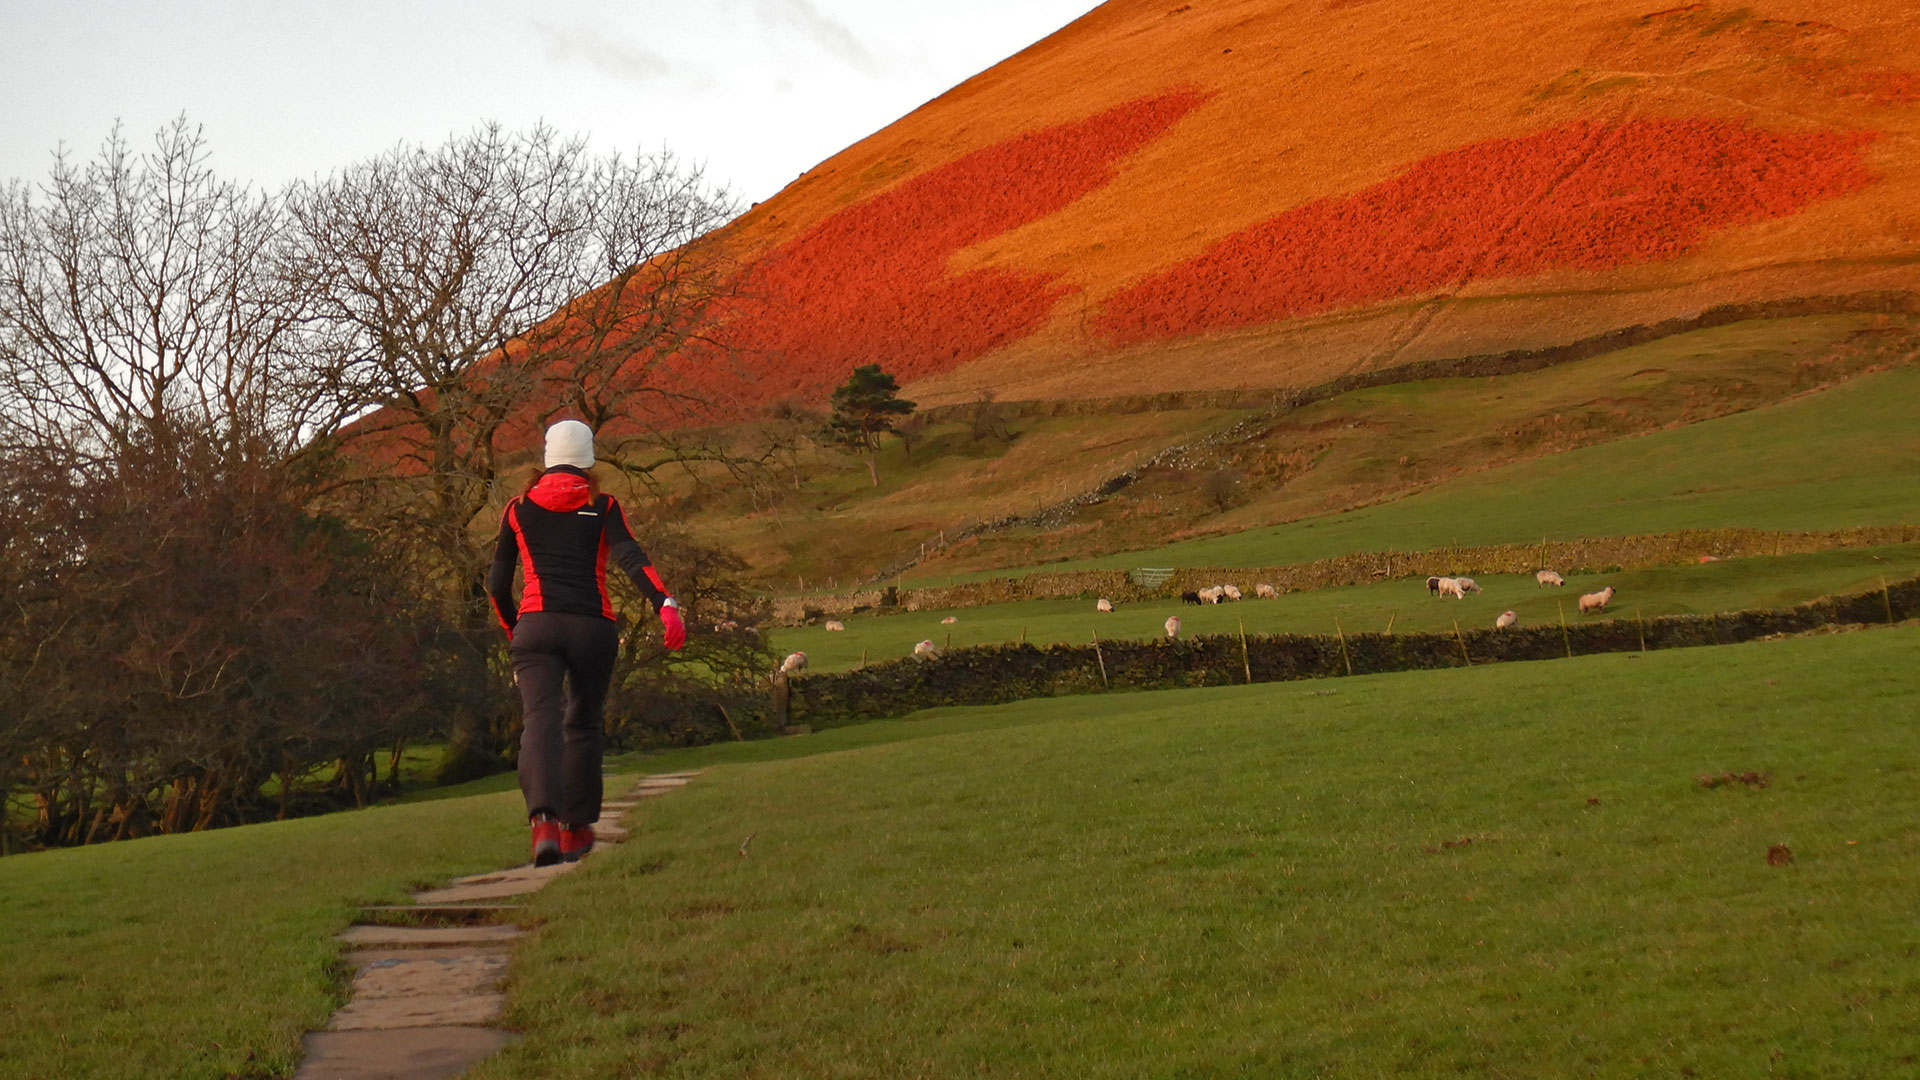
top-left (1855, 70), bottom-right (1920, 106)
top-left (672, 90), bottom-right (1208, 413)
top-left (1092, 118), bottom-right (1877, 347)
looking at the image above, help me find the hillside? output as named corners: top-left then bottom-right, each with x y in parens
top-left (658, 0), bottom-right (1920, 418)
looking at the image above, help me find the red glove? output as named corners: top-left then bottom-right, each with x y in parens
top-left (659, 599), bottom-right (686, 651)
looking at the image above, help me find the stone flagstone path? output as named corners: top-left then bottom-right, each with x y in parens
top-left (292, 772), bottom-right (699, 1080)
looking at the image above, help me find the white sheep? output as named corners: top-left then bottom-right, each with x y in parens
top-left (823, 620), bottom-right (845, 632)
top-left (940, 616), bottom-right (958, 624)
top-left (1164, 615), bottom-right (1181, 639)
top-left (1495, 610), bottom-right (1517, 629)
top-left (1578, 586), bottom-right (1615, 614)
top-left (1535, 570), bottom-right (1565, 588)
top-left (1221, 584), bottom-right (1243, 601)
top-left (913, 639), bottom-right (939, 658)
top-left (1437, 578), bottom-right (1467, 600)
top-left (1096, 598), bottom-right (1114, 613)
top-left (1454, 576), bottom-right (1482, 595)
top-left (779, 651), bottom-right (808, 673)
top-left (1254, 583), bottom-right (1277, 599)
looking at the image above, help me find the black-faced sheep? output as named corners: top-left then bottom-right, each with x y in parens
top-left (1578, 586), bottom-right (1616, 614)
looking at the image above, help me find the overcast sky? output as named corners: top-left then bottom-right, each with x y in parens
top-left (0, 0), bottom-right (1098, 203)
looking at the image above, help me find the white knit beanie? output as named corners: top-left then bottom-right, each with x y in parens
top-left (544, 420), bottom-right (595, 469)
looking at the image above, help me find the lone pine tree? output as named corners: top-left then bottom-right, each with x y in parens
top-left (827, 364), bottom-right (916, 486)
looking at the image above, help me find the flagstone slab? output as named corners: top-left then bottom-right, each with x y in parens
top-left (295, 1027), bottom-right (517, 1080)
top-left (413, 862), bottom-right (575, 903)
top-left (336, 924), bottom-right (524, 948)
top-left (447, 862), bottom-right (577, 888)
top-left (344, 948), bottom-right (510, 1000)
top-left (329, 992), bottom-right (505, 1031)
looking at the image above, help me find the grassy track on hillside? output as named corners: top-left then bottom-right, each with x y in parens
top-left (781, 543), bottom-right (1920, 671)
top-left (486, 626), bottom-right (1920, 1078)
top-left (0, 779), bottom-right (543, 1079)
top-left (905, 364), bottom-right (1920, 588)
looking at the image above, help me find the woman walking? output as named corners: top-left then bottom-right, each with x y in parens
top-left (487, 420), bottom-right (686, 865)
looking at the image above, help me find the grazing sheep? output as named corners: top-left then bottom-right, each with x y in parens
top-left (1180, 590), bottom-right (1202, 606)
top-left (823, 620), bottom-right (845, 632)
top-left (1096, 598), bottom-right (1114, 613)
top-left (1578, 586), bottom-right (1616, 614)
top-left (913, 639), bottom-right (938, 658)
top-left (1426, 576), bottom-right (1443, 595)
top-left (1201, 586), bottom-right (1228, 604)
top-left (1535, 570), bottom-right (1565, 588)
top-left (1495, 610), bottom-right (1518, 629)
top-left (1255, 583), bottom-right (1277, 599)
top-left (779, 651), bottom-right (808, 674)
top-left (1221, 584), bottom-right (1244, 601)
top-left (1164, 615), bottom-right (1182, 639)
top-left (1454, 576), bottom-right (1482, 595)
top-left (1437, 578), bottom-right (1467, 600)
top-left (940, 616), bottom-right (958, 624)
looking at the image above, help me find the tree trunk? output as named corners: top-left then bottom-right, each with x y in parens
top-left (866, 452), bottom-right (879, 487)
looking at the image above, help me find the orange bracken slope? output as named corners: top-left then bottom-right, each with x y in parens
top-left (643, 0), bottom-right (1920, 419)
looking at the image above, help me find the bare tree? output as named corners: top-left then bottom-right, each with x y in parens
top-left (0, 118), bottom-right (324, 466)
top-left (283, 124), bottom-right (737, 776)
top-left (0, 120), bottom-right (449, 850)
top-left (1202, 467), bottom-right (1245, 513)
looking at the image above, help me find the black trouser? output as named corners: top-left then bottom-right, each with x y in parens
top-left (510, 611), bottom-right (618, 826)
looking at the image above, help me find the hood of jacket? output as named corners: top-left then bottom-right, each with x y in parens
top-left (526, 469), bottom-right (593, 512)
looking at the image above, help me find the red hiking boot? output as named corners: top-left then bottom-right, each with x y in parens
top-left (561, 824), bottom-right (595, 862)
top-left (530, 815), bottom-right (562, 867)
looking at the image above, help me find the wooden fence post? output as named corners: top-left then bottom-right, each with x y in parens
top-left (1557, 600), bottom-right (1572, 659)
top-left (1238, 619), bottom-right (1253, 684)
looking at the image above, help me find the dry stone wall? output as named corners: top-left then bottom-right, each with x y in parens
top-left (784, 574), bottom-right (1919, 726)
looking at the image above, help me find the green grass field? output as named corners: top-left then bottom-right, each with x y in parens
top-left (780, 543), bottom-right (1920, 672)
top-left (0, 775), bottom-right (550, 1079)
top-left (903, 364), bottom-right (1920, 588)
top-left (480, 624), bottom-right (1920, 1077)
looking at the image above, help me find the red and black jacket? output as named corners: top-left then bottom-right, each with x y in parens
top-left (487, 467), bottom-right (670, 636)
